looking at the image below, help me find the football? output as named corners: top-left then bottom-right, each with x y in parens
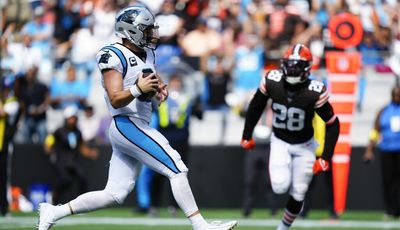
top-left (136, 69), bottom-right (157, 102)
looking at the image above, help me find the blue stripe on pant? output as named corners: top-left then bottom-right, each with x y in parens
top-left (114, 116), bottom-right (181, 174)
top-left (136, 165), bottom-right (154, 209)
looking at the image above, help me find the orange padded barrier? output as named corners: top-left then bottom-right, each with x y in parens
top-left (330, 81), bottom-right (357, 94)
top-left (326, 51), bottom-right (361, 216)
top-left (334, 141), bottom-right (351, 154)
top-left (331, 101), bottom-right (355, 114)
top-left (339, 121), bottom-right (352, 135)
top-left (326, 52), bottom-right (361, 74)
top-left (332, 154), bottom-right (351, 215)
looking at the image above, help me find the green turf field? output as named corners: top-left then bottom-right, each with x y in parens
top-left (1, 208), bottom-right (399, 230)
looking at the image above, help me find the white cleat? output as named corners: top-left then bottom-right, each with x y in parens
top-left (206, 220), bottom-right (238, 230)
top-left (37, 203), bottom-right (57, 230)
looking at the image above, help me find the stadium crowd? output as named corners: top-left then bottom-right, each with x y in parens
top-left (0, 0), bottom-right (399, 144)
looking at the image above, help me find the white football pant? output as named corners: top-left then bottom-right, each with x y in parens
top-left (269, 134), bottom-right (316, 201)
top-left (104, 115), bottom-right (188, 204)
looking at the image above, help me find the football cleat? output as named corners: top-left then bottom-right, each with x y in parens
top-left (205, 220), bottom-right (238, 230)
top-left (37, 203), bottom-right (57, 230)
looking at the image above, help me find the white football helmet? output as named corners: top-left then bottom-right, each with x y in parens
top-left (115, 5), bottom-right (160, 49)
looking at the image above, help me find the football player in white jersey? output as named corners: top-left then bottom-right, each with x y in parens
top-left (37, 5), bottom-right (237, 230)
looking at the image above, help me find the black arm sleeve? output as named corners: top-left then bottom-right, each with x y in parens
top-left (315, 101), bottom-right (335, 121)
top-left (242, 89), bottom-right (269, 140)
top-left (316, 102), bottom-right (340, 161)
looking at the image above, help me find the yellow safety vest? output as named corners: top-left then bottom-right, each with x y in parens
top-left (0, 97), bottom-right (18, 151)
top-left (313, 113), bottom-right (326, 157)
top-left (159, 96), bottom-right (190, 129)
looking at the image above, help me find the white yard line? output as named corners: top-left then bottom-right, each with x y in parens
top-left (0, 217), bottom-right (399, 229)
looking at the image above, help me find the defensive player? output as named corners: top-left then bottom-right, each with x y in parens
top-left (37, 5), bottom-right (237, 230)
top-left (241, 44), bottom-right (340, 230)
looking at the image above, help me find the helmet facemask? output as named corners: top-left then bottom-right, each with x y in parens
top-left (281, 59), bottom-right (311, 85)
top-left (143, 24), bottom-right (160, 49)
top-left (115, 6), bottom-right (160, 50)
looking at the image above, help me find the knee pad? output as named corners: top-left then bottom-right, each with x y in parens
top-left (170, 171), bottom-right (188, 180)
top-left (164, 160), bottom-right (188, 179)
top-left (290, 183), bottom-right (309, 201)
top-left (170, 150), bottom-right (188, 174)
top-left (176, 159), bottom-right (188, 173)
top-left (271, 177), bottom-right (290, 195)
top-left (105, 178), bottom-right (135, 204)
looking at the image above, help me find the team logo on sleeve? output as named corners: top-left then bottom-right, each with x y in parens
top-left (99, 50), bottom-right (112, 64)
top-left (129, 57), bottom-right (137, 66)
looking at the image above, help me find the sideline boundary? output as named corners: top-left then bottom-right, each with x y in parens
top-left (1, 217), bottom-right (399, 229)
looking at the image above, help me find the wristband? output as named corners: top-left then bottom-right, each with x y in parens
top-left (369, 129), bottom-right (379, 142)
top-left (130, 84), bottom-right (142, 98)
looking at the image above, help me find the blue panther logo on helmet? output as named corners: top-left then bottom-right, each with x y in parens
top-left (115, 5), bottom-right (160, 50)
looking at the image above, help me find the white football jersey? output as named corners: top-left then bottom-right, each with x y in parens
top-left (96, 43), bottom-right (156, 123)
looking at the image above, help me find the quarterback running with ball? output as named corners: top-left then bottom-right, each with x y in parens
top-left (241, 44), bottom-right (340, 230)
top-left (38, 5), bottom-right (237, 230)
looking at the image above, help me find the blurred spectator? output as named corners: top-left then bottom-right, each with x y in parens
top-left (310, 1), bottom-right (331, 28)
top-left (388, 33), bottom-right (400, 81)
top-left (180, 17), bottom-right (222, 70)
top-left (44, 106), bottom-right (98, 204)
top-left (21, 6), bottom-right (53, 58)
top-left (52, 0), bottom-right (82, 67)
top-left (78, 105), bottom-right (100, 145)
top-left (264, 0), bottom-right (291, 51)
top-left (157, 74), bottom-right (203, 159)
top-left (0, 22), bottom-right (15, 52)
top-left (245, 0), bottom-right (268, 35)
top-left (202, 55), bottom-right (231, 143)
top-left (0, 0), bottom-right (398, 151)
top-left (0, 74), bottom-right (21, 216)
top-left (357, 28), bottom-right (390, 111)
top-left (0, 1), bottom-right (5, 32)
top-left (363, 85), bottom-right (400, 220)
top-left (309, 32), bottom-right (325, 69)
top-left (51, 64), bottom-right (89, 110)
top-left (221, 0), bottom-right (243, 26)
top-left (95, 116), bottom-right (112, 144)
top-left (156, 0), bottom-right (184, 47)
top-left (18, 65), bottom-right (50, 144)
top-left (232, 34), bottom-right (264, 110)
top-left (70, 16), bottom-right (98, 80)
top-left (92, 0), bottom-right (118, 47)
top-left (219, 3), bottom-right (244, 61)
top-left (357, 31), bottom-right (386, 112)
top-left (359, 0), bottom-right (377, 33)
top-left (154, 0), bottom-right (184, 67)
top-left (290, 19), bottom-right (321, 47)
top-left (359, 32), bottom-right (387, 66)
top-left (5, 33), bottom-right (42, 75)
top-left (175, 0), bottom-right (209, 31)
top-left (142, 0), bottom-right (164, 14)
